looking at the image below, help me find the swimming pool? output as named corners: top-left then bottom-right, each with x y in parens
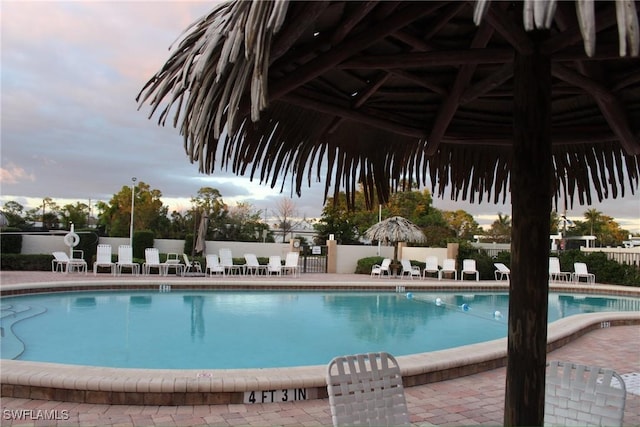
top-left (3, 290), bottom-right (638, 369)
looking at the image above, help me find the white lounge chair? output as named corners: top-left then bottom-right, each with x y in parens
top-left (267, 255), bottom-right (282, 275)
top-left (205, 254), bottom-right (225, 276)
top-left (549, 257), bottom-right (571, 282)
top-left (494, 263), bottom-right (510, 281)
top-left (52, 251), bottom-right (87, 274)
top-left (573, 262), bottom-right (595, 284)
top-left (371, 258), bottom-right (392, 278)
top-left (439, 258), bottom-right (457, 280)
top-left (423, 256), bottom-right (440, 279)
top-left (183, 254), bottom-right (202, 274)
top-left (93, 244), bottom-right (115, 275)
top-left (461, 259), bottom-right (479, 281)
top-left (244, 253), bottom-right (266, 276)
top-left (283, 252), bottom-right (300, 277)
top-left (220, 248), bottom-right (243, 275)
top-left (143, 248), bottom-right (168, 276)
top-left (326, 352), bottom-right (410, 427)
top-left (116, 245), bottom-right (139, 275)
top-left (400, 259), bottom-right (421, 279)
top-left (545, 360), bottom-right (626, 426)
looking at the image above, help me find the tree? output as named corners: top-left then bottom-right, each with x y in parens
top-left (96, 181), bottom-right (167, 237)
top-left (584, 208), bottom-right (603, 236)
top-left (26, 197), bottom-right (60, 229)
top-left (486, 213), bottom-right (511, 243)
top-left (190, 187), bottom-right (229, 240)
top-left (223, 202), bottom-right (269, 241)
top-left (442, 210), bottom-right (481, 240)
top-left (59, 202), bottom-right (89, 229)
top-left (572, 210), bottom-right (627, 247)
top-left (1, 201), bottom-right (27, 228)
top-left (273, 198), bottom-right (304, 242)
top-left (315, 187), bottom-right (462, 246)
top-left (314, 193), bottom-right (366, 244)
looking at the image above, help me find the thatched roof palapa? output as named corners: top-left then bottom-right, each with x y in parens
top-left (137, 2), bottom-right (640, 425)
top-left (365, 216), bottom-right (427, 244)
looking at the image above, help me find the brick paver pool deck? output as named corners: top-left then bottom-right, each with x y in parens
top-left (1, 271), bottom-right (638, 426)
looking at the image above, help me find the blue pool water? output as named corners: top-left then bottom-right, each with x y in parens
top-left (1, 290), bottom-right (637, 369)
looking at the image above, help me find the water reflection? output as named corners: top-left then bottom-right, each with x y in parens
top-left (72, 297), bottom-right (96, 308)
top-left (184, 295), bottom-right (205, 339)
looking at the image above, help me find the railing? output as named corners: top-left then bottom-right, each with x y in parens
top-left (581, 247), bottom-right (640, 270)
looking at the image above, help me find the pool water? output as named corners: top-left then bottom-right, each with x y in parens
top-left (1, 290), bottom-right (637, 369)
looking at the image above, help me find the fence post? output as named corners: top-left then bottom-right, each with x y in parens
top-left (326, 238), bottom-right (337, 273)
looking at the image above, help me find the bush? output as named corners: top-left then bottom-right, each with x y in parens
top-left (559, 250), bottom-right (640, 286)
top-left (0, 254), bottom-right (52, 271)
top-left (133, 230), bottom-right (154, 259)
top-left (457, 242), bottom-right (496, 280)
top-left (184, 233), bottom-right (194, 255)
top-left (356, 256), bottom-right (385, 274)
top-left (76, 230), bottom-right (99, 263)
top-left (0, 228), bottom-right (23, 254)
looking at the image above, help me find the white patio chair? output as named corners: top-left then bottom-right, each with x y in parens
top-left (549, 257), bottom-right (571, 282)
top-left (423, 256), bottom-right (440, 279)
top-left (283, 252), bottom-right (300, 277)
top-left (143, 248), bottom-right (168, 276)
top-left (52, 251), bottom-right (87, 274)
top-left (326, 352), bottom-right (410, 427)
top-left (183, 254), bottom-right (202, 274)
top-left (93, 244), bottom-right (115, 275)
top-left (573, 262), bottom-right (595, 284)
top-left (244, 253), bottom-right (266, 276)
top-left (267, 255), bottom-right (282, 275)
top-left (371, 258), bottom-right (391, 278)
top-left (205, 254), bottom-right (225, 276)
top-left (400, 259), bottom-right (421, 279)
top-left (116, 245), bottom-right (139, 275)
top-left (545, 360), bottom-right (626, 426)
top-left (494, 263), bottom-right (510, 281)
top-left (220, 248), bottom-right (243, 275)
top-left (461, 259), bottom-right (479, 281)
top-left (439, 258), bottom-right (457, 280)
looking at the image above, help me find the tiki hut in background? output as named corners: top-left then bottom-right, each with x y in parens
top-left (138, 1), bottom-right (640, 424)
top-left (365, 216), bottom-right (426, 264)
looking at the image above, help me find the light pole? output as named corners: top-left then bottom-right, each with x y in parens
top-left (130, 177), bottom-right (137, 248)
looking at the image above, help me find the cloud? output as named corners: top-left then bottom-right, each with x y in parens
top-left (0, 163), bottom-right (36, 185)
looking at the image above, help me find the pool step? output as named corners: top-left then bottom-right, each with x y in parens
top-left (0, 303), bottom-right (47, 359)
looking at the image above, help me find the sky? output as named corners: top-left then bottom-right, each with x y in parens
top-left (1, 1), bottom-right (639, 233)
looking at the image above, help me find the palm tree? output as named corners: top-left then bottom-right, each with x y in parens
top-left (584, 209), bottom-right (603, 237)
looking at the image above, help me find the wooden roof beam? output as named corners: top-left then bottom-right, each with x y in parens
top-left (460, 63), bottom-right (513, 105)
top-left (268, 2), bottom-right (446, 101)
top-left (426, 21), bottom-right (496, 155)
top-left (282, 90), bottom-right (426, 139)
top-left (270, 2), bottom-right (331, 63)
top-left (552, 63), bottom-right (640, 155)
top-left (340, 48), bottom-right (513, 69)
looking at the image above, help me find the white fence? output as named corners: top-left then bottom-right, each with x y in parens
top-left (581, 247), bottom-right (640, 268)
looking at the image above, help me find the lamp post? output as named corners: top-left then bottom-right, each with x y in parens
top-left (130, 177), bottom-right (137, 248)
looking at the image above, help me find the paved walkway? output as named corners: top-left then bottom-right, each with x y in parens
top-left (1, 271), bottom-right (639, 426)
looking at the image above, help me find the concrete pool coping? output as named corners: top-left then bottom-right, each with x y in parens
top-left (2, 276), bottom-right (639, 405)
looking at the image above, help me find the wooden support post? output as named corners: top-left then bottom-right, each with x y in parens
top-left (504, 31), bottom-right (552, 426)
